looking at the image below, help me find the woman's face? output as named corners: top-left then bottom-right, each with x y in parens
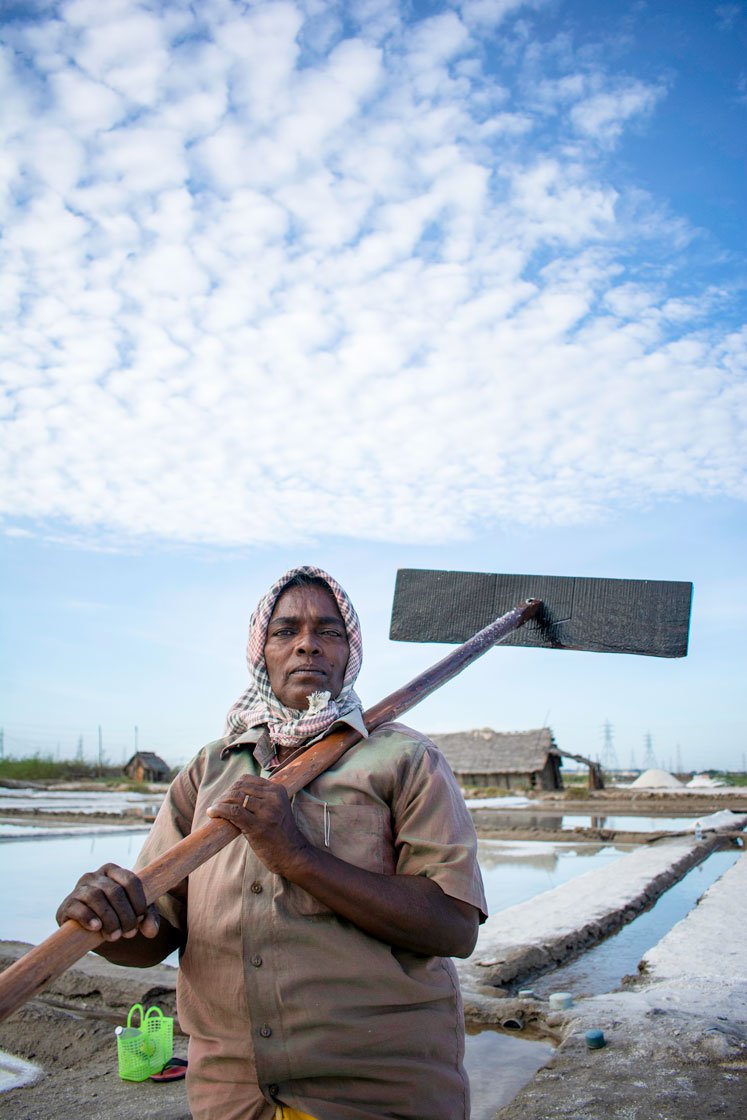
top-left (264, 584), bottom-right (350, 709)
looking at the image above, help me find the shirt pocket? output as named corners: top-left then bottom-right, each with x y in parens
top-left (282, 801), bottom-right (394, 917)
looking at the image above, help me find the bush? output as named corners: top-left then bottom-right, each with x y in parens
top-left (0, 755), bottom-right (123, 782)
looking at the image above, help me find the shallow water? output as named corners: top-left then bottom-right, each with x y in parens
top-left (465, 1027), bottom-right (554, 1119)
top-left (528, 848), bottom-right (740, 999)
top-left (478, 838), bottom-right (631, 915)
top-left (0, 830), bottom-right (631, 944)
top-left (471, 809), bottom-right (700, 832)
top-left (0, 830), bottom-right (150, 944)
top-left (559, 813), bottom-right (698, 831)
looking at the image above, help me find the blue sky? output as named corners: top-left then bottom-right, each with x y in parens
top-left (1, 0), bottom-right (745, 773)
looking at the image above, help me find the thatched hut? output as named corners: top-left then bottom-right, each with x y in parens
top-left (123, 751), bottom-right (172, 783)
top-left (429, 727), bottom-right (563, 791)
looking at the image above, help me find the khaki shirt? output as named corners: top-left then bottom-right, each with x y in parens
top-left (135, 721), bottom-right (487, 1120)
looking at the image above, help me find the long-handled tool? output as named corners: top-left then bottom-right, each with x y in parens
top-left (0, 570), bottom-right (692, 1023)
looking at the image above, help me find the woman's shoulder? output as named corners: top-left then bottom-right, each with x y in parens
top-left (362, 723), bottom-right (453, 783)
top-left (367, 721), bottom-right (441, 754)
top-left (168, 738), bottom-right (226, 793)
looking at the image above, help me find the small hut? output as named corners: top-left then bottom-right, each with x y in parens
top-left (123, 751), bottom-right (172, 783)
top-left (429, 727), bottom-right (563, 791)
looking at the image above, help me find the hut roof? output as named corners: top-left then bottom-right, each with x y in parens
top-left (429, 728), bottom-right (558, 775)
top-left (124, 751), bottom-right (171, 774)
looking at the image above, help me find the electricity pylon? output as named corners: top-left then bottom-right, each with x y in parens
top-left (600, 721), bottom-right (619, 775)
top-left (642, 732), bottom-right (657, 771)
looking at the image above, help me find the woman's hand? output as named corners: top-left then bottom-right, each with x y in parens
top-left (56, 863), bottom-right (160, 941)
top-left (207, 776), bottom-right (310, 877)
top-left (207, 777), bottom-right (480, 957)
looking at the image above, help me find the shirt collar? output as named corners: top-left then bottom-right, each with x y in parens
top-left (221, 707), bottom-right (368, 768)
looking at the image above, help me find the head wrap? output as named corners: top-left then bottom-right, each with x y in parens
top-left (223, 566), bottom-right (364, 748)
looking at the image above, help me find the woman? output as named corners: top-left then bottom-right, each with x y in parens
top-left (57, 566), bottom-right (487, 1120)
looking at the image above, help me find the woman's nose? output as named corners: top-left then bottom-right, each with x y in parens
top-left (296, 628), bottom-right (321, 653)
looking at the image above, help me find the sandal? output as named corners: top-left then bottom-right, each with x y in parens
top-left (150, 1057), bottom-right (188, 1082)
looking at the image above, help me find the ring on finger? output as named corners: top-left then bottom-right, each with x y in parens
top-left (242, 794), bottom-right (250, 809)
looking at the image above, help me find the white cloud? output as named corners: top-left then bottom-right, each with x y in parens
top-left (212, 3), bottom-right (304, 119)
top-left (407, 11), bottom-right (470, 65)
top-left (0, 0), bottom-right (744, 549)
top-left (459, 0), bottom-right (550, 30)
top-left (570, 80), bottom-right (664, 144)
top-left (8, 195), bottom-right (88, 253)
top-left (506, 159), bottom-right (617, 245)
top-left (68, 4), bottom-right (170, 104)
top-left (49, 69), bottom-right (128, 133)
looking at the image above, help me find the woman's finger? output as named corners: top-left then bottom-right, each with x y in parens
top-left (104, 864), bottom-right (149, 916)
top-left (56, 864), bottom-right (150, 939)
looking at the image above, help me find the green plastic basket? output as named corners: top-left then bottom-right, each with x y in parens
top-left (116, 1002), bottom-right (174, 1082)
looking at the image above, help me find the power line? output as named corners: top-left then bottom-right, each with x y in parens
top-left (0, 722), bottom-right (197, 765)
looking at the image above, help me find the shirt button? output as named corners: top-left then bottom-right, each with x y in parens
top-left (250, 954), bottom-right (263, 968)
top-left (250, 881), bottom-right (263, 894)
top-left (268, 1084), bottom-right (279, 1097)
top-left (259, 1024), bottom-right (272, 1038)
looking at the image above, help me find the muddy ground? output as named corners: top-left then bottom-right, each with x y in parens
top-left (0, 944), bottom-right (188, 1119)
top-left (1, 788), bottom-right (745, 1118)
top-left (496, 997), bottom-right (747, 1120)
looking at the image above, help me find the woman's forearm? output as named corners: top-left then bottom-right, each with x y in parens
top-left (283, 845), bottom-right (479, 957)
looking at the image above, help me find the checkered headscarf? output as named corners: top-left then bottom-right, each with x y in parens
top-left (224, 566), bottom-right (364, 748)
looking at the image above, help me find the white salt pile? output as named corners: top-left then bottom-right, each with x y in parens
top-left (687, 773), bottom-right (726, 788)
top-left (630, 768), bottom-right (684, 789)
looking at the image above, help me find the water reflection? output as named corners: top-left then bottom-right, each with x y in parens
top-left (470, 809), bottom-right (700, 832)
top-left (0, 832), bottom-right (634, 945)
top-left (477, 839), bottom-right (631, 914)
top-left (465, 1027), bottom-right (554, 1120)
top-left (527, 849), bottom-right (740, 999)
top-left (0, 831), bottom-right (150, 944)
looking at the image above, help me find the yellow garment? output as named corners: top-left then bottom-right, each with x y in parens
top-left (274, 1109), bottom-right (316, 1120)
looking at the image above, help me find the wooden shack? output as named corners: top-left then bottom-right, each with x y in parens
top-left (429, 727), bottom-right (563, 791)
top-left (123, 751), bottom-right (172, 783)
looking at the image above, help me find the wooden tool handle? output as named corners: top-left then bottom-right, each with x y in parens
top-left (0, 599), bottom-right (540, 1023)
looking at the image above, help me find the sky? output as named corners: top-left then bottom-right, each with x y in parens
top-left (1, 0), bottom-right (745, 774)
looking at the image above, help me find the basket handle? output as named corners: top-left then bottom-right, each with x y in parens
top-left (126, 1002), bottom-right (145, 1030)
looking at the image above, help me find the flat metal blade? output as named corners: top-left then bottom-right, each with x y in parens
top-left (389, 569), bottom-right (692, 657)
